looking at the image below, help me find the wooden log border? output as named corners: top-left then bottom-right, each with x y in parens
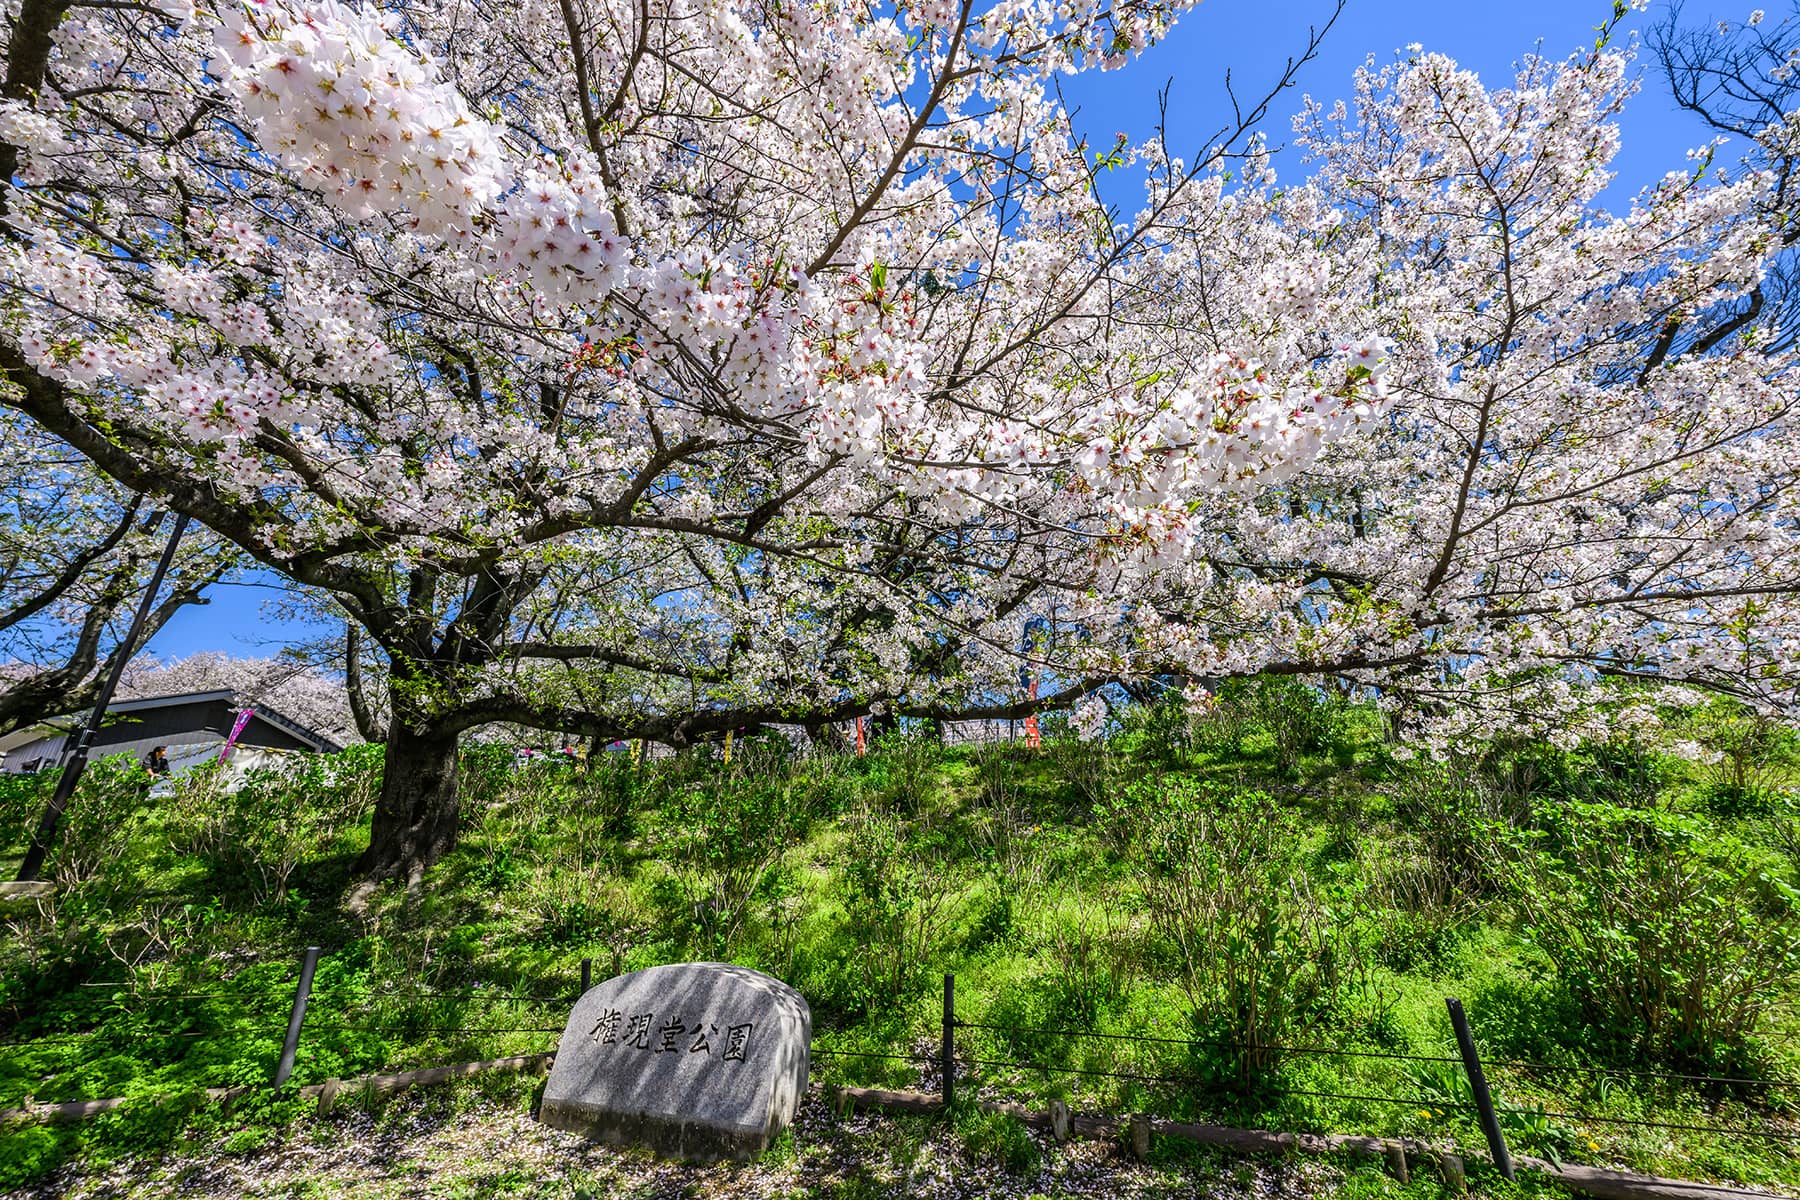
top-left (822, 1084), bottom-right (1794, 1200)
top-left (0, 1057), bottom-right (1790, 1200)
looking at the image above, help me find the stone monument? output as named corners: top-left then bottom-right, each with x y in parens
top-left (539, 962), bottom-right (811, 1161)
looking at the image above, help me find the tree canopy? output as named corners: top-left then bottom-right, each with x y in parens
top-left (1, 0), bottom-right (1795, 875)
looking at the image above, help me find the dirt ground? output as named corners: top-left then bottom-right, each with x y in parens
top-left (12, 1090), bottom-right (1351, 1200)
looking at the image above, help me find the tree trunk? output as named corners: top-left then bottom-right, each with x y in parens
top-left (359, 721), bottom-right (460, 881)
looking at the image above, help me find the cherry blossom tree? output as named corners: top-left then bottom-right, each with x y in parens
top-left (0, 412), bottom-right (234, 736)
top-left (0, 0), bottom-right (1393, 877)
top-left (5, 0), bottom-right (1794, 881)
top-left (1105, 37), bottom-right (1800, 750)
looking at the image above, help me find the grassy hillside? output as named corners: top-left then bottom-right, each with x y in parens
top-left (3, 689), bottom-right (1799, 1193)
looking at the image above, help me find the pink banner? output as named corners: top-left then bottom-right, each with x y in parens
top-left (218, 708), bottom-right (255, 762)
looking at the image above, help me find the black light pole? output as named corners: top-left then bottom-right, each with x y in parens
top-left (16, 511), bottom-right (191, 883)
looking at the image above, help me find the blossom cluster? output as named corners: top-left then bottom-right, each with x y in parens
top-left (215, 0), bottom-right (508, 232)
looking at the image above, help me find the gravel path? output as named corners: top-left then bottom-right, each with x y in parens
top-left (12, 1091), bottom-right (1349, 1199)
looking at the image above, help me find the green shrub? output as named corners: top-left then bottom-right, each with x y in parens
top-left (1117, 688), bottom-right (1191, 765)
top-left (665, 770), bottom-right (798, 956)
top-left (1190, 680), bottom-right (1252, 756)
top-left (191, 749), bottom-right (379, 905)
top-left (570, 755), bottom-right (641, 834)
top-left (1051, 735), bottom-right (1112, 811)
top-left (53, 753), bottom-right (152, 891)
top-left (839, 806), bottom-right (962, 1005)
top-left (864, 729), bottom-right (941, 813)
top-left (1246, 678), bottom-right (1344, 773)
top-left (1039, 893), bottom-right (1140, 1024)
top-left (1690, 702), bottom-right (1797, 816)
top-left (1494, 738), bottom-right (1670, 810)
top-left (525, 847), bottom-right (633, 949)
top-left (0, 769), bottom-right (53, 854)
top-left (1364, 847), bottom-right (1480, 973)
top-left (1391, 759), bottom-right (1530, 901)
top-left (1501, 800), bottom-right (1800, 1066)
top-left (1112, 777), bottom-right (1368, 1078)
top-left (457, 741), bottom-right (517, 814)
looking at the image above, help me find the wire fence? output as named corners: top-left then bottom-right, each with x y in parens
top-left (0, 946), bottom-right (579, 1102)
top-left (895, 976), bottom-right (1800, 1165)
top-left (6, 954), bottom-right (1800, 1182)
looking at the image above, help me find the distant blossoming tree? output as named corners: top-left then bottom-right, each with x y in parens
top-left (116, 651), bottom-right (357, 745)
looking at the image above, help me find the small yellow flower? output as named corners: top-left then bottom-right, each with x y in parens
top-left (1588, 1140), bottom-right (1600, 1151)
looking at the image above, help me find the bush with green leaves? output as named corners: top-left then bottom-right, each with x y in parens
top-left (1500, 800), bottom-right (1800, 1066)
top-left (662, 767), bottom-right (799, 956)
top-left (839, 805), bottom-right (963, 1008)
top-left (568, 754), bottom-right (642, 835)
top-left (1360, 835), bottom-right (1481, 973)
top-left (1486, 737), bottom-right (1671, 811)
top-left (51, 754), bottom-right (153, 891)
top-left (1686, 701), bottom-right (1798, 817)
top-left (1116, 687), bottom-right (1191, 765)
top-left (456, 740), bottom-right (518, 815)
top-left (1244, 678), bottom-right (1351, 774)
top-left (0, 768), bottom-right (54, 855)
top-left (862, 727), bottom-right (941, 813)
top-left (1110, 777), bottom-right (1368, 1078)
top-left (170, 747), bottom-right (381, 905)
top-left (1391, 758), bottom-right (1534, 901)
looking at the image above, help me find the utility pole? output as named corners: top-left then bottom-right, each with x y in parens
top-left (16, 512), bottom-right (191, 882)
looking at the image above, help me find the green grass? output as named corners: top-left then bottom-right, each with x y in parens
top-left (2, 695), bottom-right (1799, 1192)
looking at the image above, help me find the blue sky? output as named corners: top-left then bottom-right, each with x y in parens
top-left (1055, 0), bottom-right (1747, 207)
top-left (143, 0), bottom-right (1746, 660)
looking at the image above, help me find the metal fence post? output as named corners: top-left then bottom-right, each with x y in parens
top-left (273, 946), bottom-right (321, 1090)
top-left (1445, 996), bottom-right (1514, 1180)
top-left (580, 957), bottom-right (592, 994)
top-left (941, 973), bottom-right (956, 1108)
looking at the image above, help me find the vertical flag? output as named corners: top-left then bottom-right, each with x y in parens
top-left (218, 708), bottom-right (255, 763)
top-left (855, 717), bottom-right (867, 757)
top-left (723, 728), bottom-right (734, 765)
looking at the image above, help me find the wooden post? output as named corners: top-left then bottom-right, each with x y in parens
top-left (1387, 1142), bottom-right (1410, 1182)
top-left (1048, 1098), bottom-right (1072, 1143)
top-left (1441, 1151), bottom-right (1468, 1193)
top-left (1446, 997), bottom-right (1514, 1180)
top-left (315, 1077), bottom-right (342, 1117)
top-left (273, 946), bottom-right (321, 1089)
top-left (940, 973), bottom-right (956, 1107)
top-left (580, 957), bottom-right (592, 994)
top-left (1129, 1114), bottom-right (1151, 1160)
